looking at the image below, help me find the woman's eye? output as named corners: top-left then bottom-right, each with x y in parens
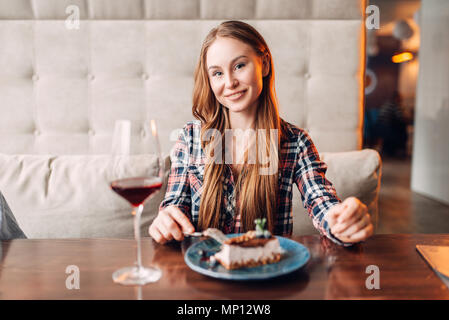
top-left (212, 71), bottom-right (222, 77)
top-left (235, 63), bottom-right (245, 70)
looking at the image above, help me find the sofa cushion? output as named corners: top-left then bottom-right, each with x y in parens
top-left (0, 154), bottom-right (170, 238)
top-left (292, 148), bottom-right (382, 236)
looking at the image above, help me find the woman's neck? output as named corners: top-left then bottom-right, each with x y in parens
top-left (228, 104), bottom-right (257, 131)
top-left (227, 104), bottom-right (258, 170)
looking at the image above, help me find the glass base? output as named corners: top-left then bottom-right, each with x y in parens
top-left (112, 266), bottom-right (162, 286)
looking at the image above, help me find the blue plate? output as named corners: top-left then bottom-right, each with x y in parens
top-left (184, 234), bottom-right (310, 280)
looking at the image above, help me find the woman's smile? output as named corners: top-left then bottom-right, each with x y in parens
top-left (226, 89), bottom-right (247, 101)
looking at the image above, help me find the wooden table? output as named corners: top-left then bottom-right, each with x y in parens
top-left (0, 234), bottom-right (448, 300)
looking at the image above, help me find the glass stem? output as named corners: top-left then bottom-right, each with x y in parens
top-left (133, 204), bottom-right (144, 270)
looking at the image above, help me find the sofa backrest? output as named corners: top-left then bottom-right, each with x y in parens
top-left (0, 0), bottom-right (366, 156)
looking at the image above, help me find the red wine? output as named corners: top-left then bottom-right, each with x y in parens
top-left (111, 177), bottom-right (162, 207)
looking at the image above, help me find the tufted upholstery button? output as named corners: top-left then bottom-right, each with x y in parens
top-left (33, 129), bottom-right (40, 136)
top-left (32, 74), bottom-right (39, 81)
top-left (87, 73), bottom-right (95, 81)
top-left (88, 129), bottom-right (95, 136)
top-left (304, 72), bottom-right (311, 79)
top-left (141, 73), bottom-right (149, 80)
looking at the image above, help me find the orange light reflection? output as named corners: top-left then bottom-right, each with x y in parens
top-left (392, 52), bottom-right (413, 63)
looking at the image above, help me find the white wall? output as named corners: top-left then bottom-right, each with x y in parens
top-left (411, 0), bottom-right (449, 205)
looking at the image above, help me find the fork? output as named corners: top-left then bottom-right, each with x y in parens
top-left (183, 228), bottom-right (227, 244)
top-left (183, 231), bottom-right (204, 237)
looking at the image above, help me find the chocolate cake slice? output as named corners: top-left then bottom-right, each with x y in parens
top-left (213, 230), bottom-right (283, 270)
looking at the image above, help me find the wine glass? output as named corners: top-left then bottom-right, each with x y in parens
top-left (110, 119), bottom-right (163, 285)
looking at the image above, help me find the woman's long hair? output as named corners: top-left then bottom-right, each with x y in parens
top-left (192, 20), bottom-right (286, 232)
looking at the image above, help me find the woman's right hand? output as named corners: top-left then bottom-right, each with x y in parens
top-left (149, 206), bottom-right (195, 244)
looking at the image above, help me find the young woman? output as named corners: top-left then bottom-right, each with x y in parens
top-left (149, 21), bottom-right (373, 246)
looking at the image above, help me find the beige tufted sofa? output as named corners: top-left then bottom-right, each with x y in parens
top-left (0, 0), bottom-right (380, 238)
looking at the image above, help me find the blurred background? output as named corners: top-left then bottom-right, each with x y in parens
top-left (364, 0), bottom-right (449, 233)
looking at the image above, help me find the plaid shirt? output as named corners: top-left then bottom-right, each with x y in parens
top-left (159, 119), bottom-right (351, 246)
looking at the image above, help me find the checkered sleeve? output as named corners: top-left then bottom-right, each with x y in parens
top-left (294, 130), bottom-right (353, 247)
top-left (158, 125), bottom-right (192, 221)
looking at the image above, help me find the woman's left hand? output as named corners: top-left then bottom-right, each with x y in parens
top-left (325, 197), bottom-right (374, 244)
